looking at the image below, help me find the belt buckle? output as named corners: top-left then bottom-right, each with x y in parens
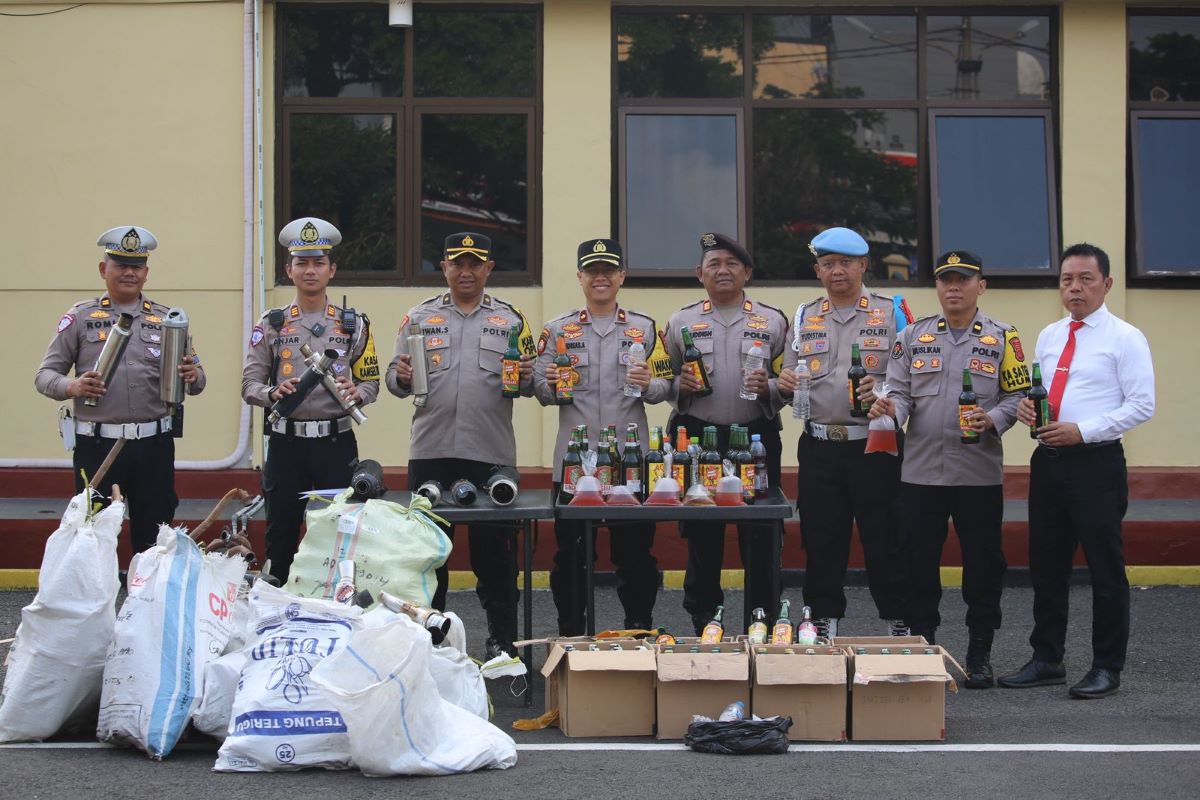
top-left (121, 422), bottom-right (139, 439)
top-left (828, 425), bottom-right (849, 442)
top-left (299, 421), bottom-right (315, 438)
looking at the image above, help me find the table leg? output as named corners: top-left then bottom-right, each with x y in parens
top-left (743, 529), bottom-right (754, 634)
top-left (585, 520), bottom-right (596, 636)
top-left (523, 518), bottom-right (534, 707)
top-left (772, 520), bottom-right (783, 620)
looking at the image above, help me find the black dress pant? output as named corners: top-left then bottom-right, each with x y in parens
top-left (669, 413), bottom-right (782, 619)
top-left (262, 428), bottom-right (358, 585)
top-left (1028, 443), bottom-right (1130, 671)
top-left (795, 433), bottom-right (907, 620)
top-left (73, 432), bottom-right (177, 556)
top-left (408, 458), bottom-right (519, 634)
top-left (551, 482), bottom-right (658, 634)
top-left (897, 482), bottom-right (1005, 634)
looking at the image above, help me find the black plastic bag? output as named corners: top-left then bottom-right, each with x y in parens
top-left (684, 716), bottom-right (793, 755)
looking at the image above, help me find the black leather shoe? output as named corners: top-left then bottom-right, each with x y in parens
top-left (998, 659), bottom-right (1066, 688)
top-left (965, 660), bottom-right (995, 689)
top-left (485, 637), bottom-right (515, 661)
top-left (1069, 668), bottom-right (1121, 699)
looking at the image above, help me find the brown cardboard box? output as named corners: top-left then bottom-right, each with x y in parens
top-left (832, 635), bottom-right (929, 647)
top-left (846, 644), bottom-right (956, 741)
top-left (750, 645), bottom-right (847, 741)
top-left (540, 641), bottom-right (657, 737)
top-left (655, 640), bottom-right (749, 740)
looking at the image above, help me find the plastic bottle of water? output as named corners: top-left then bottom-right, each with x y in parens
top-left (740, 340), bottom-right (766, 401)
top-left (623, 337), bottom-right (646, 398)
top-left (792, 359), bottom-right (811, 420)
top-left (718, 700), bottom-right (746, 722)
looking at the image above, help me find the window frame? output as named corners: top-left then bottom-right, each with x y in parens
top-left (612, 6), bottom-right (1059, 286)
top-left (1127, 10), bottom-right (1200, 282)
top-left (275, 2), bottom-right (543, 288)
top-left (927, 107), bottom-right (1060, 276)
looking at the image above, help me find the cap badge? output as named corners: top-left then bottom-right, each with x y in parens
top-left (593, 240), bottom-right (607, 253)
top-left (701, 233), bottom-right (717, 247)
top-left (462, 234), bottom-right (475, 247)
top-left (300, 222), bottom-right (319, 243)
top-left (808, 243), bottom-right (818, 256)
top-left (120, 228), bottom-right (141, 252)
top-left (947, 253), bottom-right (961, 265)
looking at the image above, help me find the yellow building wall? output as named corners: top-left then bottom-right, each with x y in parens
top-left (1, 0), bottom-right (1195, 469)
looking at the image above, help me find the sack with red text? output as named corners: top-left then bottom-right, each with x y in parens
top-left (97, 525), bottom-right (247, 758)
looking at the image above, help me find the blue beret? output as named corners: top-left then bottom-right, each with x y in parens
top-left (809, 227), bottom-right (869, 257)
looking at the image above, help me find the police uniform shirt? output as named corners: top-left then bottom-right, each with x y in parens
top-left (36, 294), bottom-right (207, 422)
top-left (241, 301), bottom-right (380, 419)
top-left (782, 289), bottom-right (908, 428)
top-left (386, 292), bottom-right (535, 466)
top-left (533, 305), bottom-right (674, 467)
top-left (886, 310), bottom-right (1029, 486)
top-left (665, 295), bottom-right (789, 425)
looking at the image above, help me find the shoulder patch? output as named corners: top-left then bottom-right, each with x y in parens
top-left (57, 314), bottom-right (74, 334)
top-left (249, 326), bottom-right (265, 348)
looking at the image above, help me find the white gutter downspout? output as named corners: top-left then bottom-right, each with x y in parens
top-left (2, 2), bottom-right (260, 470)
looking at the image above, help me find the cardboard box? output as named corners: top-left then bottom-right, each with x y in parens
top-left (750, 645), bottom-right (847, 742)
top-left (845, 644), bottom-right (956, 742)
top-left (655, 640), bottom-right (749, 740)
top-left (832, 635), bottom-right (929, 647)
top-left (540, 641), bottom-right (657, 737)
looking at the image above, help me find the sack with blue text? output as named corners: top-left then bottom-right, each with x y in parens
top-left (213, 581), bottom-right (362, 772)
top-left (97, 525), bottom-right (248, 758)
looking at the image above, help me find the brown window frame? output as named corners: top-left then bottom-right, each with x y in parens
top-left (1127, 10), bottom-right (1200, 282)
top-left (275, 2), bottom-right (543, 288)
top-left (612, 6), bottom-right (1059, 287)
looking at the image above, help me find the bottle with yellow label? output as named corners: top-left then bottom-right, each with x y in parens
top-left (700, 605), bottom-right (725, 644)
top-left (959, 368), bottom-right (980, 444)
top-left (554, 334), bottom-right (573, 404)
top-left (681, 325), bottom-right (713, 397)
top-left (645, 426), bottom-right (665, 496)
top-left (672, 426), bottom-right (691, 500)
top-left (501, 323), bottom-right (522, 398)
top-left (771, 599), bottom-right (793, 644)
top-left (699, 426), bottom-right (722, 491)
top-left (747, 607), bottom-right (769, 645)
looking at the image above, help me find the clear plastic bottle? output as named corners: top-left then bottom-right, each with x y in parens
top-left (749, 434), bottom-right (768, 499)
top-left (740, 340), bottom-right (766, 401)
top-left (791, 358), bottom-right (811, 420)
top-left (718, 700), bottom-right (746, 722)
top-left (623, 335), bottom-right (646, 398)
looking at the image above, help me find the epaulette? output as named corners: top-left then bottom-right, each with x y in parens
top-left (913, 313), bottom-right (940, 325)
top-left (756, 300), bottom-right (789, 326)
top-left (680, 298), bottom-right (707, 310)
top-left (491, 297), bottom-right (526, 319)
top-left (622, 307), bottom-right (657, 325)
top-left (549, 308), bottom-right (581, 325)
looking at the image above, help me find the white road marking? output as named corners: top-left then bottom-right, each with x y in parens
top-left (2, 742), bottom-right (1199, 753)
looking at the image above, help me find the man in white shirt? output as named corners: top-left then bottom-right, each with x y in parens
top-left (999, 243), bottom-right (1155, 699)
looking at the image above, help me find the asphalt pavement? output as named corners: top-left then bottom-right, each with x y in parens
top-left (2, 585), bottom-right (1200, 799)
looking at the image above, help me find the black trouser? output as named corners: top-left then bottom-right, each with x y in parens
top-left (551, 482), bottom-right (658, 634)
top-left (409, 458), bottom-right (520, 642)
top-left (73, 432), bottom-right (177, 556)
top-left (669, 413), bottom-right (782, 620)
top-left (263, 428), bottom-right (358, 585)
top-left (1028, 443), bottom-right (1130, 671)
top-left (795, 433), bottom-right (906, 620)
top-left (897, 482), bottom-right (1005, 634)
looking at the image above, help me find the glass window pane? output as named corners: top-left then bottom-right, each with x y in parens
top-left (414, 11), bottom-right (536, 97)
top-left (932, 115), bottom-right (1053, 272)
top-left (926, 15), bottom-right (1051, 101)
top-left (624, 114), bottom-right (740, 270)
top-left (617, 13), bottom-right (744, 98)
top-left (281, 8), bottom-right (404, 98)
top-left (288, 114), bottom-right (397, 272)
top-left (1129, 16), bottom-right (1200, 102)
top-left (1135, 117), bottom-right (1200, 274)
top-left (752, 109), bottom-right (918, 282)
top-left (420, 114), bottom-right (529, 272)
top-left (754, 15), bottom-right (916, 100)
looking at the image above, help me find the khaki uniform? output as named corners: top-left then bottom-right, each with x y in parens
top-left (782, 287), bottom-right (913, 624)
top-left (239, 298), bottom-right (379, 585)
top-left (887, 309), bottom-right (1029, 637)
top-left (240, 301), bottom-right (380, 418)
top-left (781, 289), bottom-right (904, 428)
top-left (36, 294), bottom-right (207, 421)
top-left (533, 304), bottom-right (673, 631)
top-left (888, 311), bottom-right (1027, 486)
top-left (34, 292), bottom-right (207, 556)
top-left (664, 293), bottom-right (789, 626)
top-left (386, 292), bottom-right (536, 467)
top-left (665, 296), bottom-right (789, 425)
top-left (533, 305), bottom-right (673, 466)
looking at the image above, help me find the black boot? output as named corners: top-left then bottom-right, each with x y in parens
top-left (964, 629), bottom-right (995, 689)
top-left (484, 605), bottom-right (517, 661)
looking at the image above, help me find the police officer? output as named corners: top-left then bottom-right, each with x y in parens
top-left (533, 238), bottom-right (674, 634)
top-left (777, 227), bottom-right (913, 639)
top-left (386, 232), bottom-right (536, 659)
top-left (241, 217), bottom-right (380, 585)
top-left (871, 251), bottom-right (1028, 688)
top-left (665, 232), bottom-right (789, 634)
top-left (35, 226), bottom-right (206, 555)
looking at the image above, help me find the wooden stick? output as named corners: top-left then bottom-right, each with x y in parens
top-left (88, 438), bottom-right (127, 490)
top-left (191, 488), bottom-right (252, 541)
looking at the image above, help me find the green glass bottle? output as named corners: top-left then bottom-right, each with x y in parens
top-left (848, 342), bottom-right (868, 417)
top-left (959, 369), bottom-right (979, 444)
top-left (1028, 361), bottom-right (1050, 438)
top-left (681, 326), bottom-right (713, 397)
top-left (501, 323), bottom-right (522, 398)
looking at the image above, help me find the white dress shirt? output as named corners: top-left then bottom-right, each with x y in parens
top-left (1034, 304), bottom-right (1155, 443)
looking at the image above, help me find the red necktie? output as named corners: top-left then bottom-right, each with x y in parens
top-left (1047, 320), bottom-right (1084, 420)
